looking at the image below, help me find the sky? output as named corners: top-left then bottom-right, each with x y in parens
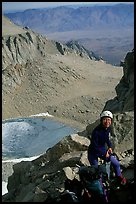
top-left (2, 2), bottom-right (134, 13)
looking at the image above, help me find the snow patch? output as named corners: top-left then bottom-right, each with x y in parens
top-left (2, 181), bottom-right (8, 195)
top-left (29, 112), bottom-right (53, 117)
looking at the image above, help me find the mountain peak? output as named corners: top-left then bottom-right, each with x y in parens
top-left (2, 15), bottom-right (26, 36)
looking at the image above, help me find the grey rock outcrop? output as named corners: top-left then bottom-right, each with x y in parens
top-left (66, 40), bottom-right (100, 60)
top-left (103, 49), bottom-right (134, 112)
top-left (2, 130), bottom-right (134, 202)
top-left (2, 134), bottom-right (90, 202)
top-left (2, 28), bottom-right (60, 93)
top-left (2, 15), bottom-right (98, 75)
top-left (2, 15), bottom-right (96, 93)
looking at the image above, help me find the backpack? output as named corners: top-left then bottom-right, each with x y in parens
top-left (59, 165), bottom-right (109, 203)
top-left (78, 165), bottom-right (109, 203)
top-left (59, 178), bottom-right (82, 203)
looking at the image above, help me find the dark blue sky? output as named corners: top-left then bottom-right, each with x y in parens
top-left (2, 2), bottom-right (133, 13)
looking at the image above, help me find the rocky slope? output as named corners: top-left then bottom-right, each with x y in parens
top-left (2, 15), bottom-right (122, 129)
top-left (2, 130), bottom-right (134, 202)
top-left (2, 15), bottom-right (25, 36)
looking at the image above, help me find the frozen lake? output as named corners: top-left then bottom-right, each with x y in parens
top-left (2, 116), bottom-right (78, 160)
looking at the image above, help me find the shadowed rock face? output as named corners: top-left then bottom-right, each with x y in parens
top-left (103, 49), bottom-right (134, 113)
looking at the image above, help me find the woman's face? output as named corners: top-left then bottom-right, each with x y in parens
top-left (102, 117), bottom-right (112, 128)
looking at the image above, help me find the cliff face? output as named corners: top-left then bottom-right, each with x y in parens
top-left (103, 49), bottom-right (134, 112)
top-left (2, 30), bottom-right (61, 93)
top-left (2, 31), bottom-right (48, 70)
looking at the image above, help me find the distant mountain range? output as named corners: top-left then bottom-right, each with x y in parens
top-left (5, 4), bottom-right (134, 33)
top-left (4, 3), bottom-right (134, 65)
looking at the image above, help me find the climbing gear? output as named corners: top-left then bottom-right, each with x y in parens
top-left (100, 110), bottom-right (113, 119)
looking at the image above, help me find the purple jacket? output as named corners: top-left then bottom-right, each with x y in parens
top-left (88, 123), bottom-right (112, 156)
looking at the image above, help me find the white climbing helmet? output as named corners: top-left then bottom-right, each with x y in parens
top-left (100, 110), bottom-right (113, 119)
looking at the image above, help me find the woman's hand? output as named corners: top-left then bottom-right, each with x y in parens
top-left (108, 148), bottom-right (112, 154)
top-left (106, 151), bottom-right (110, 158)
top-left (106, 148), bottom-right (112, 157)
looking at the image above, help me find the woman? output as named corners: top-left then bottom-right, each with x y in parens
top-left (87, 110), bottom-right (126, 185)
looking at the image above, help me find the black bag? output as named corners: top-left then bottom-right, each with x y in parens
top-left (59, 190), bottom-right (79, 203)
top-left (59, 178), bottom-right (82, 203)
top-left (79, 165), bottom-right (109, 203)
